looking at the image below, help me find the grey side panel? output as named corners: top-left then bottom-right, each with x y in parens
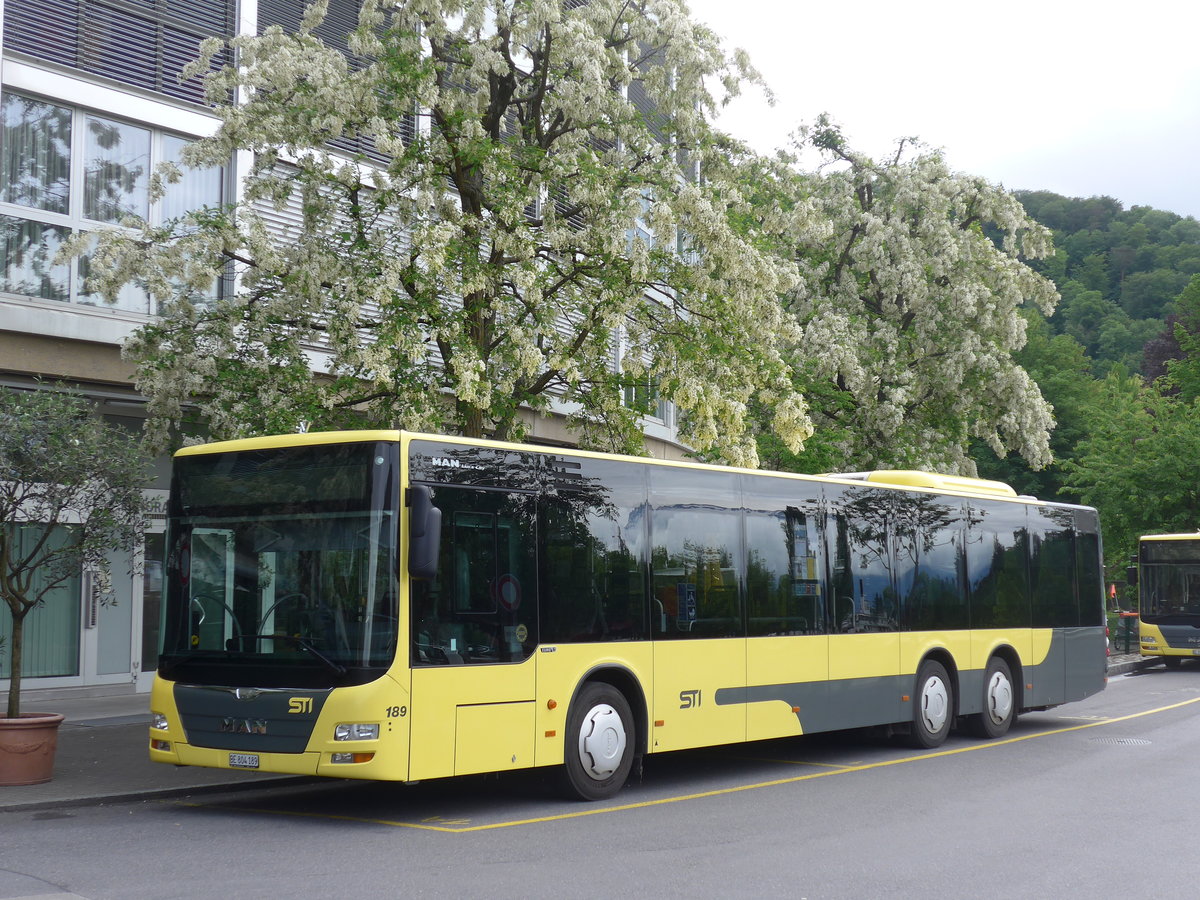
top-left (1023, 628), bottom-right (1106, 708)
top-left (1063, 626), bottom-right (1107, 702)
top-left (1025, 632), bottom-right (1066, 708)
top-left (717, 675), bottom-right (907, 734)
top-left (825, 676), bottom-right (905, 731)
top-left (957, 667), bottom-right (985, 717)
top-left (175, 684), bottom-right (329, 752)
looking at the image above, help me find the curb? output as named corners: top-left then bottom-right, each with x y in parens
top-left (0, 775), bottom-right (317, 815)
top-left (1108, 656), bottom-right (1156, 677)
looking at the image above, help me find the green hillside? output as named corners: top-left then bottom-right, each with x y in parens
top-left (975, 191), bottom-right (1200, 564)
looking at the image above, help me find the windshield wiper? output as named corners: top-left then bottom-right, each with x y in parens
top-left (235, 634), bottom-right (348, 677)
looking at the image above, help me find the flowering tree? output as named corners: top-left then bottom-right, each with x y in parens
top-left (76, 0), bottom-right (812, 466)
top-left (743, 120), bottom-right (1060, 475)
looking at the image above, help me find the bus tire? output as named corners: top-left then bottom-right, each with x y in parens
top-left (910, 660), bottom-right (953, 749)
top-left (560, 682), bottom-right (634, 801)
top-left (1164, 656), bottom-right (1182, 669)
top-left (969, 657), bottom-right (1015, 739)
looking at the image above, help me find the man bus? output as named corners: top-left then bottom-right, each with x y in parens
top-left (1130, 533), bottom-right (1200, 666)
top-left (148, 430), bottom-right (1107, 800)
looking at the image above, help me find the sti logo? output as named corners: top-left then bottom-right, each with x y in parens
top-left (288, 697), bottom-right (314, 714)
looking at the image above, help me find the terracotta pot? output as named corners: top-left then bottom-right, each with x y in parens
top-left (0, 712), bottom-right (65, 786)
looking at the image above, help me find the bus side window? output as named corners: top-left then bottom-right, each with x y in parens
top-left (411, 486), bottom-right (537, 665)
top-left (742, 470), bottom-right (825, 637)
top-left (649, 467), bottom-right (743, 639)
top-left (826, 487), bottom-right (896, 634)
top-left (1030, 506), bottom-right (1075, 627)
top-left (538, 456), bottom-right (648, 644)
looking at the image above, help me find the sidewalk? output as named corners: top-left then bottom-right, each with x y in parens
top-left (0, 652), bottom-right (1157, 813)
top-left (1, 692), bottom-right (309, 813)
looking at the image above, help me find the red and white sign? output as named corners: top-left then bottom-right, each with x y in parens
top-left (494, 574), bottom-right (521, 611)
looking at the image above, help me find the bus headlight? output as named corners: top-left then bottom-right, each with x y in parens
top-left (334, 723), bottom-right (379, 741)
top-left (1142, 636), bottom-right (1157, 644)
top-left (151, 712), bottom-right (169, 731)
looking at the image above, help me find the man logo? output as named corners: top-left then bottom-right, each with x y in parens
top-left (288, 697), bottom-right (314, 714)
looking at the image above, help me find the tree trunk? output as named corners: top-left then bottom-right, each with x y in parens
top-left (5, 612), bottom-right (25, 719)
top-left (461, 404), bottom-right (485, 439)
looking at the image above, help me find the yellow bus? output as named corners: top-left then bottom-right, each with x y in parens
top-left (1131, 533), bottom-right (1200, 666)
top-left (148, 431), bottom-right (1107, 800)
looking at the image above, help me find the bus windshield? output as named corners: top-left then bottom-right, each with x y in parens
top-left (1141, 539), bottom-right (1200, 624)
top-left (158, 441), bottom-right (399, 688)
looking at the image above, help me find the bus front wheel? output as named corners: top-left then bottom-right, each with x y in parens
top-left (969, 657), bottom-right (1015, 739)
top-left (560, 682), bottom-right (634, 801)
top-left (910, 660), bottom-right (953, 749)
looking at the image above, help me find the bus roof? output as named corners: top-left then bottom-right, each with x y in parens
top-left (1139, 533), bottom-right (1200, 542)
top-left (175, 431), bottom-right (1025, 502)
top-left (827, 470), bottom-right (1018, 498)
top-left (174, 430), bottom-right (402, 457)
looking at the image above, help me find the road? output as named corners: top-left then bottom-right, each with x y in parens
top-left (2, 664), bottom-right (1197, 899)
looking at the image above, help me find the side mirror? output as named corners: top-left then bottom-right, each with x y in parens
top-left (407, 485), bottom-right (442, 581)
top-left (1125, 565), bottom-right (1138, 587)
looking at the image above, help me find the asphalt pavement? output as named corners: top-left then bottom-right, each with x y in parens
top-left (0, 652), bottom-right (1155, 813)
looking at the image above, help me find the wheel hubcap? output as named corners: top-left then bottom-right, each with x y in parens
top-left (985, 670), bottom-right (1013, 725)
top-left (920, 676), bottom-right (949, 734)
top-left (577, 703), bottom-right (627, 780)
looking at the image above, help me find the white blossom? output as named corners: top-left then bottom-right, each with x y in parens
top-left (758, 123), bottom-right (1058, 474)
top-left (70, 0), bottom-right (808, 462)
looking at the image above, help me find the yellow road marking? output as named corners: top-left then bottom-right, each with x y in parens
top-left (731, 757), bottom-right (857, 770)
top-left (182, 696), bottom-right (1200, 832)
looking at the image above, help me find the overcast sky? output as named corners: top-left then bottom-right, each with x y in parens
top-left (686, 0), bottom-right (1200, 220)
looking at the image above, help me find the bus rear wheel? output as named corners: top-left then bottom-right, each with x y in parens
top-left (559, 682), bottom-right (635, 801)
top-left (910, 660), bottom-right (953, 749)
top-left (969, 657), bottom-right (1015, 739)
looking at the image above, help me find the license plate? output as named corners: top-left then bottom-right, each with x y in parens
top-left (229, 753), bottom-right (260, 769)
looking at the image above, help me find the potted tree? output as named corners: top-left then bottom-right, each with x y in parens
top-left (1, 386), bottom-right (150, 785)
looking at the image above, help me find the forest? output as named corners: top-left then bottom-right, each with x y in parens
top-left (974, 191), bottom-right (1200, 570)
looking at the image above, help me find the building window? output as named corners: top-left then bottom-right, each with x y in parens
top-left (1, 94), bottom-right (72, 214)
top-left (623, 374), bottom-right (667, 420)
top-left (83, 115), bottom-right (152, 224)
top-left (628, 187), bottom-right (654, 250)
top-left (0, 91), bottom-right (225, 314)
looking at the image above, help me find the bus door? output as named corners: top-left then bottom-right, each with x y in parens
top-left (408, 485), bottom-right (538, 779)
top-left (648, 468), bottom-right (746, 752)
top-left (743, 483), bottom-right (830, 742)
top-left (825, 488), bottom-right (902, 730)
top-left (185, 526), bottom-right (345, 656)
top-left (186, 528), bottom-right (243, 648)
